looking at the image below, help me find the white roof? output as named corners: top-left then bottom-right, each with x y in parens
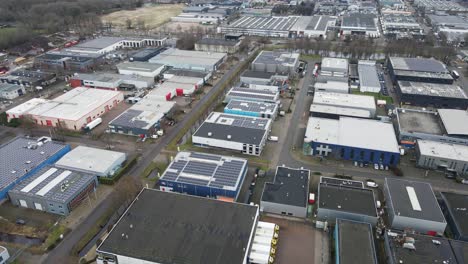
top-left (313, 92), bottom-right (376, 111)
top-left (305, 117), bottom-right (399, 153)
top-left (321, 57), bottom-right (349, 71)
top-left (6, 98), bottom-right (47, 116)
top-left (117, 62), bottom-right (165, 73)
top-left (27, 88), bottom-right (122, 121)
top-left (55, 146), bottom-right (126, 175)
top-left (417, 140), bottom-right (468, 162)
top-left (309, 104), bottom-right (372, 118)
top-left (314, 81), bottom-right (349, 92)
top-left (149, 48), bottom-right (226, 66)
top-left (165, 76), bottom-right (203, 85)
top-left (437, 109), bottom-right (468, 136)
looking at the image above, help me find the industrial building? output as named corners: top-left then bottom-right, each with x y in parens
top-left (117, 61), bottom-right (165, 78)
top-left (0, 83), bottom-right (25, 100)
top-left (414, 0), bottom-right (468, 12)
top-left (149, 48), bottom-right (226, 72)
top-left (70, 73), bottom-right (155, 90)
top-left (224, 86), bottom-right (279, 104)
top-left (0, 70), bottom-right (57, 88)
top-left (317, 177), bottom-right (378, 225)
top-left (0, 137), bottom-right (70, 199)
top-left (394, 108), bottom-right (468, 146)
top-left (427, 14), bottom-right (468, 43)
top-left (129, 47), bottom-right (165, 62)
top-left (96, 188), bottom-right (259, 264)
top-left (163, 68), bottom-right (210, 81)
top-left (311, 92), bottom-right (376, 118)
top-left (219, 15), bottom-right (336, 38)
top-left (224, 100), bottom-right (278, 119)
top-left (192, 112), bottom-right (272, 156)
top-left (24, 87), bottom-right (123, 130)
top-left (416, 140), bottom-right (468, 176)
top-left (240, 71), bottom-right (277, 85)
top-left (358, 60), bottom-right (380, 93)
top-left (108, 97), bottom-right (175, 137)
top-left (34, 50), bottom-right (104, 72)
top-left (341, 14), bottom-right (380, 38)
top-left (384, 178), bottom-right (447, 234)
top-left (396, 81), bottom-right (468, 109)
top-left (171, 13), bottom-right (225, 24)
top-left (66, 36), bottom-right (166, 54)
top-left (313, 81), bottom-right (349, 94)
top-left (6, 98), bottom-right (47, 122)
top-left (260, 166), bottom-right (310, 218)
top-left (8, 166), bottom-right (97, 216)
top-left (163, 75), bottom-right (204, 95)
top-left (387, 57), bottom-right (453, 84)
top-left (55, 146), bottom-right (126, 177)
top-left (440, 192), bottom-right (468, 242)
top-left (158, 152), bottom-right (248, 200)
top-left (384, 231), bottom-right (459, 264)
top-left (380, 13), bottom-right (424, 39)
top-left (320, 57), bottom-right (348, 77)
top-left (251, 51), bottom-right (300, 75)
top-left (195, 38), bottom-right (241, 54)
top-left (334, 219), bottom-right (378, 264)
top-left (304, 117), bottom-right (400, 165)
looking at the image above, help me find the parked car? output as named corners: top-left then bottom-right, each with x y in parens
top-left (366, 180), bottom-right (378, 188)
top-left (374, 163), bottom-right (379, 170)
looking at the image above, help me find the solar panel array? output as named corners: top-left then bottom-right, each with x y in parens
top-left (160, 152), bottom-right (247, 190)
top-left (226, 100), bottom-right (277, 114)
top-left (213, 113), bottom-right (270, 129)
top-left (229, 16), bottom-right (299, 31)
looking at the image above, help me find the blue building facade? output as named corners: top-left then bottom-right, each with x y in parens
top-left (304, 141), bottom-right (400, 166)
top-left (224, 108), bottom-right (261, 117)
top-left (0, 144), bottom-right (71, 199)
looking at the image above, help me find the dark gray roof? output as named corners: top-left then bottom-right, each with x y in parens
top-left (386, 231), bottom-right (457, 264)
top-left (320, 176), bottom-right (364, 188)
top-left (441, 192), bottom-right (468, 237)
top-left (74, 37), bottom-right (123, 50)
top-left (241, 70), bottom-right (275, 79)
top-left (109, 109), bottom-right (149, 129)
top-left (97, 188), bottom-right (258, 264)
top-left (165, 69), bottom-right (209, 79)
top-left (130, 47), bottom-right (165, 60)
top-left (193, 122), bottom-right (267, 145)
top-left (225, 100), bottom-right (277, 115)
top-left (342, 14), bottom-right (377, 29)
top-left (449, 240), bottom-right (468, 264)
top-left (390, 57), bottom-right (448, 73)
top-left (385, 178), bottom-right (446, 223)
top-left (337, 219), bottom-right (377, 264)
top-left (0, 137), bottom-right (68, 191)
top-left (159, 151), bottom-right (247, 190)
top-left (8, 166), bottom-right (95, 203)
top-left (261, 167), bottom-right (310, 207)
top-left (197, 38), bottom-right (239, 46)
top-left (318, 183), bottom-right (377, 217)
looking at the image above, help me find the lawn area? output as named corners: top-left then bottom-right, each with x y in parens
top-left (101, 4), bottom-right (184, 29)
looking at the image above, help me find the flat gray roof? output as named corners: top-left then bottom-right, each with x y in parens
top-left (438, 109), bottom-right (468, 136)
top-left (441, 192), bottom-right (468, 238)
top-left (342, 14), bottom-right (377, 30)
top-left (74, 37), bottom-right (123, 51)
top-left (97, 188), bottom-right (258, 264)
top-left (398, 81), bottom-right (467, 99)
top-left (319, 183), bottom-right (377, 217)
top-left (390, 57), bottom-right (448, 73)
top-left (197, 38), bottom-right (239, 46)
top-left (396, 108), bottom-right (445, 135)
top-left (385, 178), bottom-right (446, 223)
top-left (117, 61), bottom-right (165, 73)
top-left (8, 166), bottom-right (95, 203)
top-left (225, 100), bottom-right (278, 115)
top-left (337, 219), bottom-right (377, 264)
top-left (0, 138), bottom-right (68, 191)
top-left (241, 70), bottom-right (275, 79)
top-left (227, 16), bottom-right (299, 31)
top-left (261, 167), bottom-right (310, 207)
top-left (253, 51), bottom-right (299, 66)
top-left (358, 61), bottom-right (380, 89)
top-left (159, 152), bottom-right (247, 191)
top-left (417, 140), bottom-right (468, 163)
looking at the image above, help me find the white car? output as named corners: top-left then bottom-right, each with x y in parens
top-left (366, 181), bottom-right (378, 188)
top-left (374, 164), bottom-right (379, 170)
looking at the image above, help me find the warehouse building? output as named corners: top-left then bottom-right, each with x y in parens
top-left (396, 81), bottom-right (468, 109)
top-left (310, 104), bottom-right (373, 119)
top-left (163, 75), bottom-right (204, 95)
top-left (320, 57), bottom-right (348, 77)
top-left (311, 92), bottom-right (376, 118)
top-left (67, 36), bottom-right (166, 54)
top-left (34, 50), bottom-right (104, 72)
top-left (0, 70), bottom-right (56, 88)
top-left (304, 117), bottom-right (400, 165)
top-left (149, 48), bottom-right (226, 72)
top-left (427, 14), bottom-right (468, 43)
top-left (6, 98), bottom-right (47, 122)
top-left (317, 177), bottom-right (378, 225)
top-left (260, 166), bottom-right (310, 218)
top-left (129, 47), bottom-right (165, 62)
top-left (240, 71), bottom-right (276, 85)
top-left (289, 15), bottom-right (337, 38)
top-left (70, 73), bottom-right (121, 90)
top-left (381, 13), bottom-right (424, 39)
top-left (0, 83), bottom-right (26, 100)
top-left (394, 108), bottom-right (468, 146)
top-left (55, 146), bottom-right (126, 177)
top-left (251, 51), bottom-right (300, 75)
top-left (195, 38), bottom-right (241, 54)
top-left (8, 166), bottom-right (97, 215)
top-left (225, 100), bottom-right (278, 119)
top-left (0, 137), bottom-right (70, 199)
top-left (109, 97), bottom-right (175, 137)
top-left (163, 68), bottom-right (211, 83)
top-left (341, 14), bottom-right (380, 38)
top-left (158, 152), bottom-right (248, 200)
top-left (384, 231), bottom-right (458, 264)
top-left (117, 61), bottom-right (165, 78)
top-left (388, 57), bottom-right (453, 84)
top-left (192, 112), bottom-right (272, 156)
top-left (384, 178), bottom-right (447, 234)
top-left (224, 86), bottom-right (279, 104)
top-left (334, 219), bottom-right (378, 264)
top-left (313, 81), bottom-right (349, 94)
top-left (440, 192), bottom-right (468, 242)
top-left (96, 188), bottom-right (259, 264)
top-left (358, 60), bottom-right (380, 93)
top-left (416, 140), bottom-right (468, 176)
top-left (25, 87), bottom-right (123, 130)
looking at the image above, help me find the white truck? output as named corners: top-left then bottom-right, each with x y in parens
top-left (253, 235), bottom-right (277, 247)
top-left (251, 243), bottom-right (275, 255)
top-left (248, 252), bottom-right (274, 264)
top-left (84, 118), bottom-right (102, 131)
top-left (268, 136), bottom-right (279, 142)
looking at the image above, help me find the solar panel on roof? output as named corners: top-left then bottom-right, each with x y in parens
top-left (190, 152), bottom-right (221, 161)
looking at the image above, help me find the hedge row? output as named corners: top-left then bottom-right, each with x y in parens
top-left (98, 155), bottom-right (138, 185)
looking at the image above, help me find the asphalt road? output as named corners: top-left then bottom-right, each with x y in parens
top-left (42, 52), bottom-right (254, 263)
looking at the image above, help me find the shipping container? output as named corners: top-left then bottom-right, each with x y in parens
top-left (248, 252), bottom-right (274, 264)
